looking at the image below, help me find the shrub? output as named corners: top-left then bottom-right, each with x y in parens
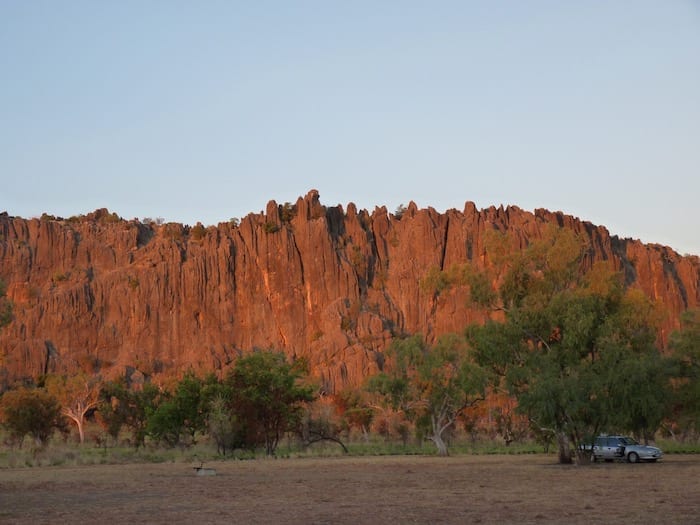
top-left (280, 202), bottom-right (297, 223)
top-left (264, 222), bottom-right (280, 234)
top-left (128, 276), bottom-right (139, 290)
top-left (0, 387), bottom-right (65, 448)
top-left (190, 223), bottom-right (206, 241)
top-left (52, 272), bottom-right (69, 283)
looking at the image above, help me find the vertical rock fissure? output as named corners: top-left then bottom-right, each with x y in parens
top-left (440, 216), bottom-right (450, 271)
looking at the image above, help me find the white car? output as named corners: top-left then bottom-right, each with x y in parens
top-left (590, 435), bottom-right (663, 463)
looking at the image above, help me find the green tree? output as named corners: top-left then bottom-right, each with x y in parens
top-left (369, 334), bottom-right (487, 456)
top-left (146, 397), bottom-right (182, 447)
top-left (669, 309), bottom-right (700, 436)
top-left (0, 387), bottom-right (65, 447)
top-left (607, 349), bottom-right (671, 443)
top-left (97, 381), bottom-right (129, 442)
top-left (467, 228), bottom-right (671, 463)
top-left (147, 372), bottom-right (216, 447)
top-left (98, 379), bottom-right (159, 448)
top-left (226, 351), bottom-right (315, 456)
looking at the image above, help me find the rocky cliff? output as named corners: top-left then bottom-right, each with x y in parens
top-left (1, 191), bottom-right (698, 392)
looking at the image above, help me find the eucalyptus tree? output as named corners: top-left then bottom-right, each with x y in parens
top-left (369, 333), bottom-right (488, 456)
top-left (466, 228), bottom-right (671, 463)
top-left (45, 373), bottom-right (102, 444)
top-left (225, 351), bottom-right (315, 456)
top-left (669, 309), bottom-right (700, 436)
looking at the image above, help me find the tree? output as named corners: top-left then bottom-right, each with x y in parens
top-left (333, 388), bottom-right (374, 440)
top-left (147, 372), bottom-right (217, 447)
top-left (45, 373), bottom-right (101, 444)
top-left (98, 379), bottom-right (159, 448)
top-left (226, 351), bottom-right (315, 456)
top-left (207, 393), bottom-right (240, 456)
top-left (0, 387), bottom-right (65, 447)
top-left (466, 229), bottom-right (672, 463)
top-left (146, 397), bottom-right (182, 447)
top-left (297, 398), bottom-right (348, 453)
top-left (97, 381), bottom-right (129, 443)
top-left (669, 309), bottom-right (700, 436)
top-left (369, 334), bottom-right (487, 456)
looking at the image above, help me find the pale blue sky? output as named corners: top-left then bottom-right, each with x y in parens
top-left (2, 1), bottom-right (699, 255)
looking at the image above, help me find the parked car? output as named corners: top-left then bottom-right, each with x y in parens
top-left (588, 435), bottom-right (663, 463)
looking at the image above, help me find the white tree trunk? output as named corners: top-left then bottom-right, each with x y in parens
top-left (65, 411), bottom-right (86, 444)
top-left (431, 433), bottom-right (449, 457)
top-left (431, 415), bottom-right (450, 456)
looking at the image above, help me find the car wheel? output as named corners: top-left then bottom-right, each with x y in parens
top-left (627, 452), bottom-right (639, 464)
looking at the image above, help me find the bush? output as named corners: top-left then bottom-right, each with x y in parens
top-left (0, 387), bottom-right (66, 448)
top-left (280, 202), bottom-right (297, 223)
top-left (190, 223), bottom-right (206, 241)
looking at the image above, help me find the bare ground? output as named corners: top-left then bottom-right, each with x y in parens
top-left (1, 454), bottom-right (698, 524)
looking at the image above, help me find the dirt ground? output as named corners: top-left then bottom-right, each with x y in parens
top-left (1, 454), bottom-right (698, 524)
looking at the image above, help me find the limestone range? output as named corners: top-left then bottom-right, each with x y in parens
top-left (1, 190), bottom-right (698, 392)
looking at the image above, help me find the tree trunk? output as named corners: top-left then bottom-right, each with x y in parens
top-left (431, 418), bottom-right (449, 456)
top-left (431, 433), bottom-right (449, 456)
top-left (66, 412), bottom-right (86, 444)
top-left (556, 432), bottom-right (572, 464)
top-left (74, 417), bottom-right (85, 444)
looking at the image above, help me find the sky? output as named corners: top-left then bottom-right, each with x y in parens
top-left (2, 1), bottom-right (699, 255)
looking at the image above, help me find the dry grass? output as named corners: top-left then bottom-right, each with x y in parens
top-left (1, 454), bottom-right (698, 524)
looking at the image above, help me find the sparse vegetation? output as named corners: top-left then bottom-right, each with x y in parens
top-left (189, 222), bottom-right (206, 241)
top-left (263, 221), bottom-right (280, 233)
top-left (163, 223), bottom-right (184, 241)
top-left (280, 201), bottom-right (296, 223)
top-left (2, 453), bottom-right (700, 524)
top-left (52, 271), bottom-right (69, 283)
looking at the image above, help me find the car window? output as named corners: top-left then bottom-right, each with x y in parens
top-left (620, 437), bottom-right (638, 445)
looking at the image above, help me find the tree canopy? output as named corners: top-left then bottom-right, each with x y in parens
top-left (0, 387), bottom-right (65, 447)
top-left (369, 333), bottom-right (487, 456)
top-left (225, 351), bottom-right (315, 456)
top-left (669, 309), bottom-right (700, 435)
top-left (466, 228), bottom-right (672, 463)
top-left (45, 373), bottom-right (101, 444)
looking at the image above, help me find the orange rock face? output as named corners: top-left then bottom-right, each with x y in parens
top-left (0, 192), bottom-right (698, 392)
